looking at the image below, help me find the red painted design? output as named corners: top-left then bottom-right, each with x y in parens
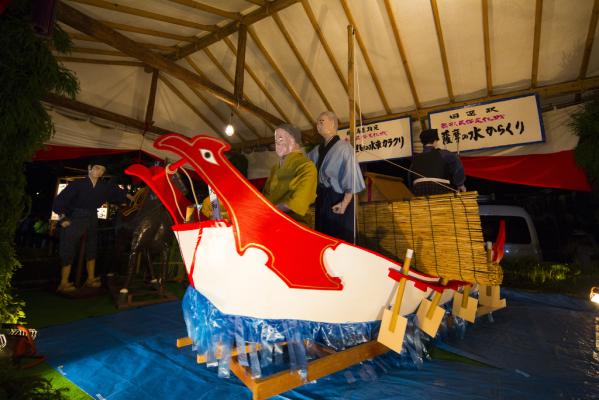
top-left (142, 134), bottom-right (343, 291)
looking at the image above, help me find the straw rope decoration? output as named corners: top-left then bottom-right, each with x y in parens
top-left (356, 191), bottom-right (503, 286)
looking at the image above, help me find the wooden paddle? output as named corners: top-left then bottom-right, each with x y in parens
top-left (377, 249), bottom-right (413, 353)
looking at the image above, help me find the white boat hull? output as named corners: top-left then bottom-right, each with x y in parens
top-left (174, 223), bottom-right (455, 324)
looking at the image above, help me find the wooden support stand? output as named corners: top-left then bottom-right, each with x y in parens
top-left (476, 285), bottom-right (506, 317)
top-left (177, 336), bottom-right (390, 400)
top-left (452, 286), bottom-right (478, 323)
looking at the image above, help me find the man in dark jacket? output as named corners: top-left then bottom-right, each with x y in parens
top-left (409, 129), bottom-right (466, 196)
top-left (53, 161), bottom-right (133, 292)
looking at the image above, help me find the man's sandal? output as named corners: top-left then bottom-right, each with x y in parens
top-left (57, 282), bottom-right (76, 293)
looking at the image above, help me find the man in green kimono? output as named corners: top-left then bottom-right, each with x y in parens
top-left (263, 124), bottom-right (317, 225)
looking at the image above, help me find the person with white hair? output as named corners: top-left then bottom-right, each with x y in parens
top-left (308, 111), bottom-right (365, 243)
top-left (263, 124), bottom-right (317, 225)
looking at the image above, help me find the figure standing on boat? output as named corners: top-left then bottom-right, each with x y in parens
top-left (308, 111), bottom-right (365, 243)
top-left (409, 128), bottom-right (467, 196)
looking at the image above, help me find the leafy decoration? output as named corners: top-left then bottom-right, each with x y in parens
top-left (0, 1), bottom-right (79, 323)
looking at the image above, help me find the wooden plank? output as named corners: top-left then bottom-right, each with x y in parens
top-left (102, 21), bottom-right (199, 42)
top-left (186, 57), bottom-right (261, 139)
top-left (197, 343), bottom-right (264, 364)
top-left (273, 12), bottom-right (334, 113)
top-left (579, 0), bottom-right (599, 79)
top-left (168, 0), bottom-right (241, 20)
top-left (57, 2), bottom-right (284, 127)
top-left (230, 341), bottom-right (389, 400)
top-left (234, 24), bottom-right (248, 103)
top-left (482, 0), bottom-right (493, 95)
top-left (66, 31), bottom-right (176, 52)
top-left (56, 56), bottom-right (144, 67)
top-left (340, 0), bottom-right (391, 114)
top-left (301, 0), bottom-right (347, 93)
top-left (383, 0), bottom-right (420, 108)
top-left (43, 93), bottom-right (172, 136)
top-left (531, 0), bottom-right (543, 87)
top-left (159, 75), bottom-right (234, 142)
top-left (69, 0), bottom-right (216, 30)
top-left (348, 25), bottom-right (355, 143)
top-left (172, 0), bottom-right (300, 60)
top-left (222, 39), bottom-right (289, 127)
top-left (248, 26), bottom-right (314, 126)
top-left (144, 69), bottom-right (159, 130)
top-left (176, 337), bottom-right (193, 348)
top-left (430, 0), bottom-right (454, 101)
top-left (70, 46), bottom-right (126, 56)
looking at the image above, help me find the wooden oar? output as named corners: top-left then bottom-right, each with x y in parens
top-left (416, 277), bottom-right (448, 338)
top-left (452, 284), bottom-right (477, 323)
top-left (377, 249), bottom-right (413, 353)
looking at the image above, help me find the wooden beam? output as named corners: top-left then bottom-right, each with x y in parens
top-left (69, 46), bottom-right (126, 56)
top-left (340, 0), bottom-right (391, 114)
top-left (44, 93), bottom-right (171, 135)
top-left (68, 0), bottom-right (216, 30)
top-left (273, 12), bottom-right (334, 113)
top-left (223, 37), bottom-right (291, 124)
top-left (430, 0), bottom-right (454, 101)
top-left (159, 75), bottom-right (234, 142)
top-left (234, 76), bottom-right (599, 150)
top-left (202, 46), bottom-right (276, 129)
top-left (171, 0), bottom-right (300, 60)
top-left (245, 0), bottom-right (266, 6)
top-left (234, 24), bottom-right (247, 103)
top-left (248, 27), bottom-right (314, 125)
top-left (348, 25), bottom-right (355, 142)
top-left (482, 0), bottom-right (493, 95)
top-left (167, 0), bottom-right (241, 20)
top-left (65, 31), bottom-right (176, 52)
top-left (144, 69), bottom-right (159, 130)
top-left (56, 56), bottom-right (144, 67)
top-left (102, 21), bottom-right (201, 42)
top-left (186, 56), bottom-right (263, 138)
top-left (579, 0), bottom-right (599, 79)
top-left (383, 0), bottom-right (420, 108)
top-left (531, 0), bottom-right (543, 87)
top-left (57, 2), bottom-right (284, 126)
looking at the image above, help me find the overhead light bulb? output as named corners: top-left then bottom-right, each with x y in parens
top-left (224, 111), bottom-right (235, 136)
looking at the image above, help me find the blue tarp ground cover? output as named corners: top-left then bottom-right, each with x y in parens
top-left (37, 289), bottom-right (599, 400)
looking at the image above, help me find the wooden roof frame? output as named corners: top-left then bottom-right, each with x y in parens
top-left (57, 1), bottom-right (284, 131)
top-left (171, 0), bottom-right (301, 60)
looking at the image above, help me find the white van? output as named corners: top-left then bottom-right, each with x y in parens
top-left (478, 205), bottom-right (542, 262)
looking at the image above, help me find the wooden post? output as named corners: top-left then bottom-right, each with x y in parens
top-left (347, 25), bottom-right (355, 143)
top-left (234, 24), bottom-right (247, 104)
top-left (144, 69), bottom-right (159, 132)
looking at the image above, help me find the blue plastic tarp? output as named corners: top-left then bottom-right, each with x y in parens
top-left (36, 289), bottom-right (599, 399)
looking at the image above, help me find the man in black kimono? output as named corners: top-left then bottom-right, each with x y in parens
top-left (409, 129), bottom-right (467, 196)
top-left (53, 161), bottom-right (133, 292)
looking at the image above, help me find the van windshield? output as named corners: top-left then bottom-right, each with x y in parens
top-left (480, 215), bottom-right (532, 244)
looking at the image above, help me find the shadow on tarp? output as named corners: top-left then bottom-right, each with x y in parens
top-left (36, 289), bottom-right (599, 400)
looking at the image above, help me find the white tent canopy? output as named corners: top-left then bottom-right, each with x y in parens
top-left (46, 0), bottom-right (599, 149)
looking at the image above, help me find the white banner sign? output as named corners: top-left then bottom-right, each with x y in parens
top-left (428, 94), bottom-right (545, 153)
top-left (339, 117), bottom-right (412, 162)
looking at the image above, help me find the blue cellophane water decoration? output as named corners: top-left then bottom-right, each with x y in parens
top-left (182, 286), bottom-right (452, 380)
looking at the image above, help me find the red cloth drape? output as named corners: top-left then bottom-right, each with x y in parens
top-left (33, 144), bottom-right (132, 160)
top-left (462, 150), bottom-right (592, 192)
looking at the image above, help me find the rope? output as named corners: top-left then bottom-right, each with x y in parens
top-left (179, 166), bottom-right (201, 221)
top-left (165, 163), bottom-right (185, 222)
top-left (425, 196), bottom-right (440, 278)
top-left (457, 194), bottom-right (478, 283)
top-left (362, 152), bottom-right (459, 193)
top-left (449, 193), bottom-right (464, 282)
